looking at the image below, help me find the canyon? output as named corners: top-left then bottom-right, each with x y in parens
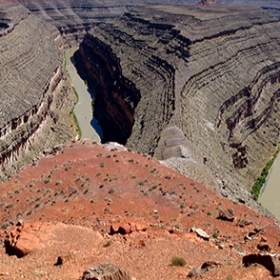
top-left (1, 0), bottom-right (280, 279)
top-left (74, 4), bottom-right (280, 213)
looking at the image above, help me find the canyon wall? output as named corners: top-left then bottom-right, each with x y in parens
top-left (0, 3), bottom-right (76, 179)
top-left (74, 35), bottom-right (141, 144)
top-left (76, 4), bottom-right (280, 205)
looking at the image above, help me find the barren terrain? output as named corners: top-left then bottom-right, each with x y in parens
top-left (1, 141), bottom-right (280, 279)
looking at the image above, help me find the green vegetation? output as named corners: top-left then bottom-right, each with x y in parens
top-left (104, 240), bottom-right (112, 247)
top-left (70, 86), bottom-right (81, 139)
top-left (252, 147), bottom-right (280, 200)
top-left (212, 231), bottom-right (219, 238)
top-left (91, 98), bottom-right (95, 113)
top-left (70, 109), bottom-right (81, 139)
top-left (5, 203), bottom-right (14, 209)
top-left (72, 86), bottom-right (79, 102)
top-left (171, 256), bottom-right (186, 267)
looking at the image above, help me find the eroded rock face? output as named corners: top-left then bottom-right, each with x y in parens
top-left (109, 217), bottom-right (148, 235)
top-left (74, 35), bottom-right (141, 144)
top-left (79, 263), bottom-right (132, 280)
top-left (0, 3), bottom-right (76, 179)
top-left (76, 4), bottom-right (280, 206)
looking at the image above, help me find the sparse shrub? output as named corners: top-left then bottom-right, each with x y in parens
top-left (171, 256), bottom-right (186, 267)
top-left (100, 163), bottom-right (105, 168)
top-left (104, 240), bottom-right (112, 247)
top-left (188, 211), bottom-right (194, 216)
top-left (104, 197), bottom-right (111, 203)
top-left (35, 202), bottom-right (41, 208)
top-left (26, 210), bottom-right (32, 216)
top-left (69, 188), bottom-right (78, 197)
top-left (74, 176), bottom-right (81, 182)
top-left (212, 231), bottom-right (219, 238)
top-left (54, 191), bottom-right (61, 197)
top-left (5, 203), bottom-right (14, 209)
top-left (108, 188), bottom-right (116, 194)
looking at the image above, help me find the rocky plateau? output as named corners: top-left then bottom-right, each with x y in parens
top-left (1, 140), bottom-right (280, 279)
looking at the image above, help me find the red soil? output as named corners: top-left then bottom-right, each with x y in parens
top-left (0, 140), bottom-right (279, 279)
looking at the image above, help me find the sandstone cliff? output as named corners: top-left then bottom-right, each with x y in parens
top-left (76, 4), bottom-right (280, 206)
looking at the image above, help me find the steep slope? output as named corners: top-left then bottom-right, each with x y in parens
top-left (1, 140), bottom-right (280, 279)
top-left (0, 3), bottom-right (77, 179)
top-left (75, 4), bottom-right (280, 206)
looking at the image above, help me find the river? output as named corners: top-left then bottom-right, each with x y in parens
top-left (259, 151), bottom-right (280, 219)
top-left (65, 48), bottom-right (103, 142)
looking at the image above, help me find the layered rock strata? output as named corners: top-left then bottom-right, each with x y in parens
top-left (76, 4), bottom-right (280, 204)
top-left (16, 0), bottom-right (188, 46)
top-left (0, 4), bottom-right (76, 179)
top-left (74, 35), bottom-right (141, 144)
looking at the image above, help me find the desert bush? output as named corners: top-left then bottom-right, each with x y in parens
top-left (171, 256), bottom-right (186, 267)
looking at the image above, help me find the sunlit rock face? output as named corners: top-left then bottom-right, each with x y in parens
top-left (76, 3), bottom-right (280, 206)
